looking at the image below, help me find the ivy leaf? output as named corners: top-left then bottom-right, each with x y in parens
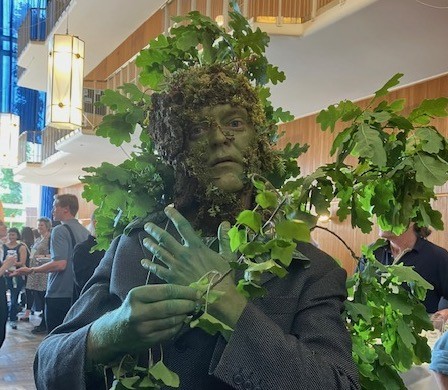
top-left (265, 239), bottom-right (296, 267)
top-left (228, 226), bottom-right (247, 252)
top-left (236, 210), bottom-right (262, 233)
top-left (373, 73), bottom-right (403, 99)
top-left (413, 154), bottom-right (448, 187)
top-left (148, 361), bottom-right (180, 388)
top-left (245, 259), bottom-right (288, 278)
top-left (239, 241), bottom-right (267, 258)
top-left (119, 376), bottom-right (140, 389)
top-left (236, 279), bottom-right (266, 298)
top-left (255, 191), bottom-right (277, 209)
top-left (176, 30), bottom-right (199, 51)
top-left (190, 312), bottom-right (233, 339)
top-left (275, 220), bottom-right (310, 242)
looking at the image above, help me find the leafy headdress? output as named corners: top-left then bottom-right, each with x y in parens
top-left (83, 5), bottom-right (304, 248)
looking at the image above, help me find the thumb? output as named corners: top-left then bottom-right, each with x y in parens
top-left (218, 221), bottom-right (236, 261)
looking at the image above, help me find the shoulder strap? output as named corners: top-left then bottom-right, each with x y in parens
top-left (63, 224), bottom-right (76, 249)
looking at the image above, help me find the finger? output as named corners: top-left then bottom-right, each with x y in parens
top-left (143, 237), bottom-right (177, 268)
top-left (141, 258), bottom-right (171, 282)
top-left (164, 206), bottom-right (202, 247)
top-left (218, 221), bottom-right (236, 261)
top-left (140, 323), bottom-right (184, 346)
top-left (139, 315), bottom-right (187, 334)
top-left (144, 222), bottom-right (181, 251)
top-left (129, 284), bottom-right (200, 304)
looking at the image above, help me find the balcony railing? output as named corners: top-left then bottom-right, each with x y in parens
top-left (46, 0), bottom-right (72, 37)
top-left (17, 7), bottom-right (46, 58)
top-left (18, 127), bottom-right (73, 165)
top-left (18, 131), bottom-right (43, 165)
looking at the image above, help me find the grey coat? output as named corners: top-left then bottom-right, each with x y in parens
top-left (34, 227), bottom-right (360, 389)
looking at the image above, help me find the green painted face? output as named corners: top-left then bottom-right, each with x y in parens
top-left (186, 104), bottom-right (256, 193)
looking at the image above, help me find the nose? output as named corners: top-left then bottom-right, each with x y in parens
top-left (208, 124), bottom-right (229, 146)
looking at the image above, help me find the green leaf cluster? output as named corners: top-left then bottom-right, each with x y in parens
top-left (81, 149), bottom-right (174, 250)
top-left (110, 355), bottom-right (179, 389)
top-left (315, 74), bottom-right (448, 234)
top-left (345, 245), bottom-right (434, 389)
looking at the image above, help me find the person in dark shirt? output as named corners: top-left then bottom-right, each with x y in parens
top-left (373, 224), bottom-right (448, 315)
top-left (72, 237), bottom-right (105, 301)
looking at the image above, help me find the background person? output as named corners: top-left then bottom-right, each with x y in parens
top-left (72, 211), bottom-right (105, 301)
top-left (25, 217), bottom-right (52, 334)
top-left (14, 195), bottom-right (89, 332)
top-left (371, 224), bottom-right (448, 315)
top-left (3, 227), bottom-right (27, 329)
top-left (19, 226), bottom-right (35, 321)
top-left (0, 255), bottom-right (16, 348)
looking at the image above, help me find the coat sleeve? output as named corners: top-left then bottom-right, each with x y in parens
top-left (34, 236), bottom-right (122, 390)
top-left (210, 246), bottom-right (360, 390)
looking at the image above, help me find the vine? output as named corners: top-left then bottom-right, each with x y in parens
top-left (82, 3), bottom-right (448, 389)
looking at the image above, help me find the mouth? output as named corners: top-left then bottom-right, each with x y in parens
top-left (210, 156), bottom-right (239, 167)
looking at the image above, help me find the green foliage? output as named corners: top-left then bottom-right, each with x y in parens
top-left (316, 74), bottom-right (448, 234)
top-left (85, 5), bottom-right (448, 390)
top-left (346, 245), bottom-right (434, 389)
top-left (0, 168), bottom-right (22, 205)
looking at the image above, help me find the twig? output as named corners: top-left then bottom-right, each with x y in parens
top-left (312, 225), bottom-right (360, 262)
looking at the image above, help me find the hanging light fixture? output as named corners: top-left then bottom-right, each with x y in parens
top-left (0, 113), bottom-right (20, 168)
top-left (46, 33), bottom-right (85, 130)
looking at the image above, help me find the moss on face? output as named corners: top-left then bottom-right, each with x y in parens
top-left (148, 64), bottom-right (278, 231)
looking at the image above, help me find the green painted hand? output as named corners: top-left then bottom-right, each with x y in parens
top-left (87, 284), bottom-right (198, 365)
top-left (142, 206), bottom-right (235, 286)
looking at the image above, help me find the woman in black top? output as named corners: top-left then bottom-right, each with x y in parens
top-left (2, 228), bottom-right (27, 329)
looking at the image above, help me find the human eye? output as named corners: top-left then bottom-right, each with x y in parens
top-left (226, 118), bottom-right (246, 131)
top-left (189, 122), bottom-right (208, 140)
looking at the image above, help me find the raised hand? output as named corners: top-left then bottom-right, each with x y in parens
top-left (141, 206), bottom-right (247, 328)
top-left (142, 206), bottom-right (234, 286)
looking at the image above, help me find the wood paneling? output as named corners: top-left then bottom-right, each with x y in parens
top-left (85, 10), bottom-right (164, 81)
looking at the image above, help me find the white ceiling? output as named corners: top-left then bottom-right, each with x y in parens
top-left (18, 0), bottom-right (167, 91)
top-left (13, 0), bottom-right (448, 188)
top-left (266, 0), bottom-right (448, 118)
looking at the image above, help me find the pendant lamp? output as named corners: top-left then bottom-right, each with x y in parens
top-left (46, 34), bottom-right (85, 130)
top-left (0, 113), bottom-right (20, 167)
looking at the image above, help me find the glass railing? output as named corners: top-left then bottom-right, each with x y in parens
top-left (18, 131), bottom-right (43, 165)
top-left (46, 0), bottom-right (72, 37)
top-left (17, 7), bottom-right (46, 58)
top-left (17, 127), bottom-right (73, 165)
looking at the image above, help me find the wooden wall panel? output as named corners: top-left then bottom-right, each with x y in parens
top-left (85, 10), bottom-right (164, 81)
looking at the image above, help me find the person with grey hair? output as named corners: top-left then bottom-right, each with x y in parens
top-left (14, 195), bottom-right (89, 332)
top-left (22, 217), bottom-right (52, 333)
